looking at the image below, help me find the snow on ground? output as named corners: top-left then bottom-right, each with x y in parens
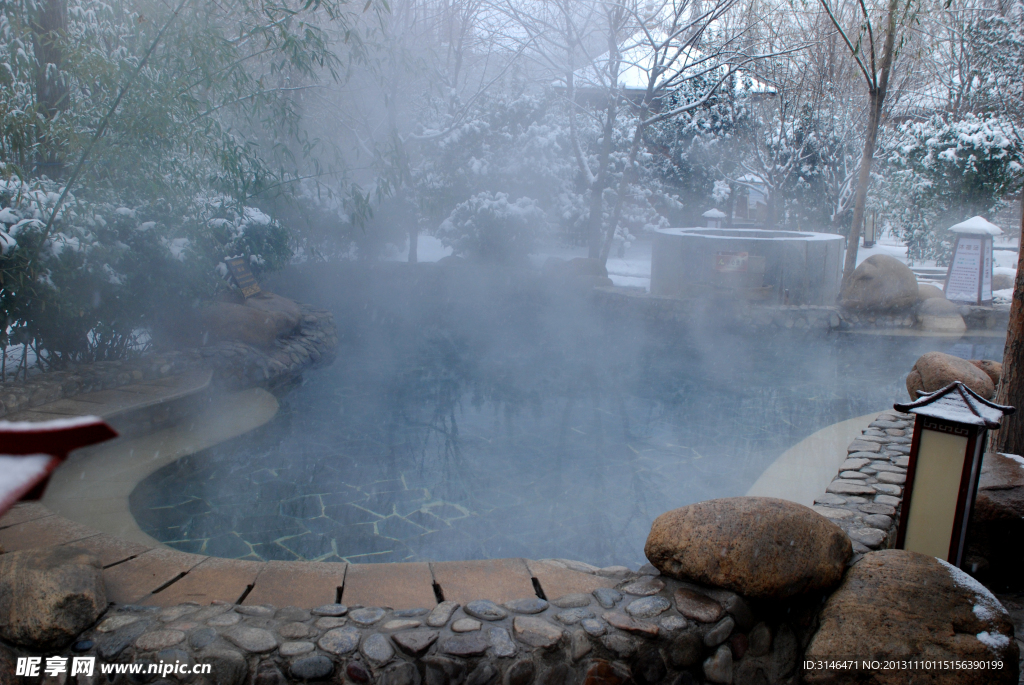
top-left (389, 235), bottom-right (453, 262)
top-left (855, 239), bottom-right (918, 267)
top-left (533, 240), bottom-right (654, 290)
top-left (994, 252), bottom-right (1019, 270)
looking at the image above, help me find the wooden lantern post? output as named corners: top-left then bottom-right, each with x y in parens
top-left (943, 216), bottom-right (1001, 306)
top-left (893, 382), bottom-right (1013, 567)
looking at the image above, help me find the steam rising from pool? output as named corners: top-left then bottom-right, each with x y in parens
top-left (129, 263), bottom-right (995, 567)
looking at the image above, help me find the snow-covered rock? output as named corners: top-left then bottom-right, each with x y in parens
top-left (805, 550), bottom-right (1018, 685)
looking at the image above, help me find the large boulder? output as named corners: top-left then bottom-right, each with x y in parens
top-left (242, 291), bottom-right (302, 330)
top-left (916, 297), bottom-right (966, 333)
top-left (966, 453), bottom-right (1024, 589)
top-left (993, 272), bottom-right (1015, 291)
top-left (918, 283), bottom-right (946, 301)
top-left (0, 546), bottom-right (107, 649)
top-left (970, 359), bottom-right (1002, 387)
top-left (906, 352), bottom-right (995, 400)
top-left (199, 300), bottom-right (298, 347)
top-left (840, 255), bottom-right (919, 311)
top-left (804, 549), bottom-right (1019, 684)
top-left (644, 497), bottom-right (852, 599)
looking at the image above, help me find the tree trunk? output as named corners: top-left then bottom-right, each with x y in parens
top-left (840, 0), bottom-right (899, 290)
top-left (599, 111), bottom-right (646, 264)
top-left (31, 0), bottom-right (68, 177)
top-left (992, 199), bottom-right (1024, 453)
top-left (585, 100), bottom-right (616, 258)
top-left (842, 90), bottom-right (881, 285)
top-left (584, 11), bottom-right (623, 259)
top-left (765, 188), bottom-right (778, 229)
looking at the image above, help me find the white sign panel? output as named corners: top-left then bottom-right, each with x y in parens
top-left (945, 237), bottom-right (982, 303)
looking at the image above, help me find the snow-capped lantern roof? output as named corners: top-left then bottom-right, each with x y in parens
top-left (894, 381), bottom-right (1014, 429)
top-left (948, 216), bottom-right (1002, 236)
top-left (702, 209), bottom-right (726, 219)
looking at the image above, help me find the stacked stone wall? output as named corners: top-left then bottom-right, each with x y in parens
top-left (0, 303), bottom-right (337, 418)
top-left (810, 411), bottom-right (913, 559)
top-left (11, 574), bottom-right (813, 685)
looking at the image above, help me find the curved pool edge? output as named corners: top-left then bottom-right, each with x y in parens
top-left (40, 387), bottom-right (280, 548)
top-left (745, 411), bottom-right (883, 506)
top-left (0, 499), bottom-right (621, 608)
top-left (2, 407), bottom-right (890, 610)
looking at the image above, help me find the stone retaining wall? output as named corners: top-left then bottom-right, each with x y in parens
top-left (593, 287), bottom-right (1009, 334)
top-left (0, 303), bottom-right (337, 419)
top-left (20, 569), bottom-right (811, 685)
top-left (593, 287), bottom-right (841, 333)
top-left (841, 303), bottom-right (1009, 332)
top-left (809, 410), bottom-right (912, 558)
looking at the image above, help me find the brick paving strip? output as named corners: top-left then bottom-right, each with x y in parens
top-left (0, 500), bottom-right (616, 610)
top-left (3, 368), bottom-right (214, 431)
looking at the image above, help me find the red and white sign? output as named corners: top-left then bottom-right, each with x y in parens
top-left (714, 251), bottom-right (749, 272)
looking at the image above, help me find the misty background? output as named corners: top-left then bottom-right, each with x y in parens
top-left (1, 0), bottom-right (1022, 563)
top-left (1, 0), bottom-right (1023, 372)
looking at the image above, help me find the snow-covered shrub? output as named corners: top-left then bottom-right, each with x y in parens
top-left (437, 192), bottom-right (545, 263)
top-left (0, 0), bottom-right (367, 371)
top-left (0, 177), bottom-right (289, 368)
top-left (881, 114), bottom-right (1024, 262)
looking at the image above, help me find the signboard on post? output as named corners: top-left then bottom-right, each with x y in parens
top-left (224, 256), bottom-right (262, 298)
top-left (943, 217), bottom-right (1001, 305)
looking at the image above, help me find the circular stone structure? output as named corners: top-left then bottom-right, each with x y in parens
top-left (651, 227), bottom-right (844, 305)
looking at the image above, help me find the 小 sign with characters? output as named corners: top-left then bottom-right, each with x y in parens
top-left (223, 256), bottom-right (262, 298)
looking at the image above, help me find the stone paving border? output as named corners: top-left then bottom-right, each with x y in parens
top-left (0, 501), bottom-right (811, 685)
top-left (0, 302), bottom-right (336, 419)
top-left (810, 409), bottom-right (913, 559)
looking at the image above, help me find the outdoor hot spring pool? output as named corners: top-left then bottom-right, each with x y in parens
top-left (128, 264), bottom-right (1002, 568)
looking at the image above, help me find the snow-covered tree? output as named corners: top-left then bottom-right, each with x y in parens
top-left (438, 191), bottom-right (546, 261)
top-left (0, 0), bottom-right (382, 370)
top-left (816, 0), bottom-right (920, 283)
top-left (881, 114), bottom-right (1024, 262)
